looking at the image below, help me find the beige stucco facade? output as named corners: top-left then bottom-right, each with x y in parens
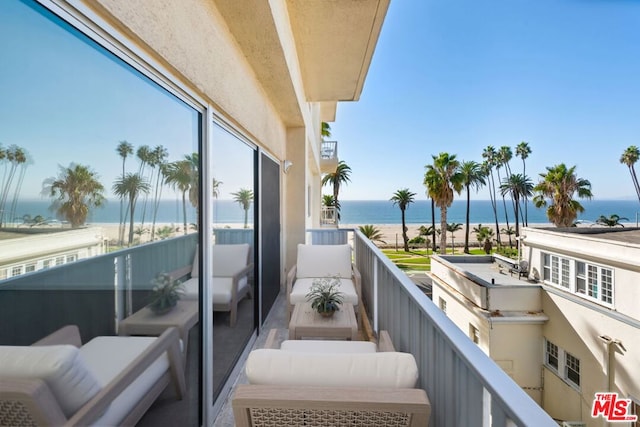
top-left (431, 228), bottom-right (640, 426)
top-left (77, 0), bottom-right (389, 278)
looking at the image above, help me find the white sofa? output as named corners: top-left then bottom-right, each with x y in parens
top-left (233, 330), bottom-right (430, 426)
top-left (286, 244), bottom-right (361, 321)
top-left (0, 325), bottom-right (185, 426)
top-left (182, 243), bottom-right (253, 327)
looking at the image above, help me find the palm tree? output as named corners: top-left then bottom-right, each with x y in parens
top-left (516, 141), bottom-right (532, 225)
top-left (500, 226), bottom-right (516, 249)
top-left (43, 163), bottom-right (106, 228)
top-left (596, 214), bottom-right (628, 227)
top-left (321, 161), bottom-right (351, 222)
top-left (533, 164), bottom-right (593, 227)
top-left (164, 158), bottom-right (197, 235)
top-left (499, 173), bottom-right (533, 242)
top-left (429, 198), bottom-right (437, 252)
top-left (0, 145), bottom-right (27, 227)
top-left (459, 161), bottom-right (486, 253)
top-left (446, 222), bottom-right (463, 254)
top-left (424, 153), bottom-right (463, 253)
top-left (116, 141), bottom-right (133, 244)
top-left (473, 224), bottom-right (495, 254)
top-left (321, 122), bottom-right (332, 139)
top-left (7, 146), bottom-right (29, 227)
top-left (231, 188), bottom-right (254, 228)
top-left (482, 146), bottom-right (501, 245)
top-left (113, 172), bottom-right (150, 245)
top-left (620, 145), bottom-right (640, 203)
top-left (149, 145), bottom-right (169, 241)
top-left (359, 224), bottom-right (386, 245)
top-left (390, 188), bottom-right (416, 252)
top-left (496, 146), bottom-right (513, 236)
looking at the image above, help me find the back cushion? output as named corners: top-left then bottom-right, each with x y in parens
top-left (0, 345), bottom-right (102, 417)
top-left (296, 244), bottom-right (352, 279)
top-left (212, 244), bottom-right (250, 277)
top-left (246, 349), bottom-right (418, 389)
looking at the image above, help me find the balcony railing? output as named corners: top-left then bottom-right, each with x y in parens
top-left (320, 140), bottom-right (338, 173)
top-left (320, 206), bottom-right (338, 226)
top-left (309, 228), bottom-right (556, 426)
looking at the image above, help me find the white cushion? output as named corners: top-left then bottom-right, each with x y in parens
top-left (0, 345), bottom-right (102, 417)
top-left (80, 336), bottom-right (170, 426)
top-left (213, 244), bottom-right (250, 277)
top-left (182, 277), bottom-right (249, 305)
top-left (246, 350), bottom-right (418, 389)
top-left (290, 277), bottom-right (358, 306)
top-left (280, 340), bottom-right (376, 354)
top-left (296, 244), bottom-right (352, 279)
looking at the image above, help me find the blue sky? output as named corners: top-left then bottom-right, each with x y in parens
top-left (332, 0), bottom-right (640, 201)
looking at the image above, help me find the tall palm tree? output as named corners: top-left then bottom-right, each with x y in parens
top-left (533, 164), bottom-right (593, 227)
top-left (459, 161), bottom-right (486, 253)
top-left (516, 141), bottom-right (532, 225)
top-left (429, 197), bottom-right (437, 252)
top-left (231, 188), bottom-right (254, 228)
top-left (164, 158), bottom-right (197, 235)
top-left (390, 188), bottom-right (416, 252)
top-left (7, 146), bottom-right (29, 227)
top-left (482, 146), bottom-right (501, 245)
top-left (321, 161), bottom-right (351, 222)
top-left (496, 146), bottom-right (513, 238)
top-left (116, 141), bottom-right (133, 244)
top-left (424, 153), bottom-right (463, 253)
top-left (43, 163), bottom-right (106, 228)
top-left (113, 173), bottom-right (150, 245)
top-left (446, 222), bottom-right (463, 254)
top-left (0, 145), bottom-right (27, 227)
top-left (620, 145), bottom-right (640, 203)
top-left (499, 173), bottom-right (533, 243)
top-left (359, 224), bottom-right (386, 245)
top-left (149, 145), bottom-right (169, 241)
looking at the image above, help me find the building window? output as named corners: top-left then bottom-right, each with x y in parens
top-left (66, 254), bottom-right (77, 263)
top-left (543, 252), bottom-right (614, 306)
top-left (565, 352), bottom-right (580, 387)
top-left (469, 324), bottom-right (480, 344)
top-left (544, 338), bottom-right (580, 390)
top-left (25, 263), bottom-right (36, 273)
top-left (0, 269), bottom-right (6, 280)
top-left (439, 297), bottom-right (447, 313)
top-left (546, 340), bottom-right (559, 371)
top-left (11, 266), bottom-right (24, 277)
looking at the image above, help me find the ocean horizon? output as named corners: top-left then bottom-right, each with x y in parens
top-left (9, 198), bottom-right (640, 226)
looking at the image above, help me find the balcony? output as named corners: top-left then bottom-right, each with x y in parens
top-left (0, 229), bottom-right (556, 426)
top-left (320, 206), bottom-right (338, 226)
top-left (213, 229), bottom-right (557, 426)
top-left (320, 140), bottom-right (338, 173)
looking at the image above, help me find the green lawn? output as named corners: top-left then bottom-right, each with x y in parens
top-left (381, 249), bottom-right (431, 271)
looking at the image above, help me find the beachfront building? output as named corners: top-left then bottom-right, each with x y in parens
top-left (0, 1), bottom-right (558, 426)
top-left (0, 227), bottom-right (107, 280)
top-left (430, 226), bottom-right (640, 426)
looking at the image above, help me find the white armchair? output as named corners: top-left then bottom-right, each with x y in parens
top-left (286, 244), bottom-right (361, 321)
top-left (182, 243), bottom-right (253, 327)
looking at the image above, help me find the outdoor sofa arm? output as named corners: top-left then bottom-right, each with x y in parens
top-left (32, 325), bottom-right (83, 348)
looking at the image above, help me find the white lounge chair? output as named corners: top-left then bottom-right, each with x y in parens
top-left (0, 325), bottom-right (185, 426)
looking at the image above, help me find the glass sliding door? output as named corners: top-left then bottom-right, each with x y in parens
top-left (0, 1), bottom-right (202, 425)
top-left (210, 122), bottom-right (257, 402)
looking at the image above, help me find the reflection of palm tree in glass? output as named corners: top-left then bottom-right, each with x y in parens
top-left (116, 141), bottom-right (133, 245)
top-left (43, 163), bottom-right (106, 228)
top-left (232, 188), bottom-right (253, 229)
top-left (164, 155), bottom-right (198, 235)
top-left (0, 145), bottom-right (28, 227)
top-left (113, 173), bottom-right (150, 245)
top-left (136, 145), bottom-right (153, 227)
top-left (149, 145), bottom-right (169, 241)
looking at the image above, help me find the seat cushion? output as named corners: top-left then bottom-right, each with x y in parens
top-left (246, 350), bottom-right (418, 389)
top-left (290, 277), bottom-right (358, 306)
top-left (296, 244), bottom-right (352, 279)
top-left (280, 340), bottom-right (376, 354)
top-left (212, 244), bottom-right (250, 277)
top-left (182, 277), bottom-right (249, 305)
top-left (80, 336), bottom-right (170, 426)
top-left (0, 345), bottom-right (102, 418)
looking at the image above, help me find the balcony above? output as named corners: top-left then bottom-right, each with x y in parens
top-left (320, 140), bottom-right (338, 173)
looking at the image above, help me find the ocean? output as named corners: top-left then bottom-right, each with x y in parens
top-left (8, 198), bottom-right (640, 226)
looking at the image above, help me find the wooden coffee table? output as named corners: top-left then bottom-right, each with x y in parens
top-left (119, 299), bottom-right (199, 362)
top-left (289, 302), bottom-right (357, 340)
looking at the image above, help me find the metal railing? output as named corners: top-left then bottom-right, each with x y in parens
top-left (320, 206), bottom-right (338, 226)
top-left (310, 228), bottom-right (556, 426)
top-left (321, 140), bottom-right (338, 160)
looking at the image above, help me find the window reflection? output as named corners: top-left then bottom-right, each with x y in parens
top-left (211, 123), bottom-right (256, 400)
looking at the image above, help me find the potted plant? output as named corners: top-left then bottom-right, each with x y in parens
top-left (305, 276), bottom-right (344, 317)
top-left (148, 273), bottom-right (184, 315)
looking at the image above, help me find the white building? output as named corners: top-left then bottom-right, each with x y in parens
top-left (431, 226), bottom-right (640, 426)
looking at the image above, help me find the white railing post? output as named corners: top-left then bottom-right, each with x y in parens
top-left (373, 257), bottom-right (378, 333)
